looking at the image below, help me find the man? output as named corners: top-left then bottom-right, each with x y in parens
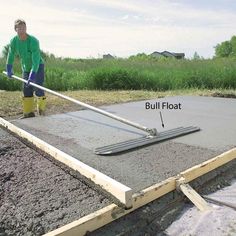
top-left (6, 19), bottom-right (46, 118)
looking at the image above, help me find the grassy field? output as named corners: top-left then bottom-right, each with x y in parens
top-left (1, 56), bottom-right (235, 118)
top-left (0, 57), bottom-right (236, 91)
top-left (1, 89), bottom-right (235, 118)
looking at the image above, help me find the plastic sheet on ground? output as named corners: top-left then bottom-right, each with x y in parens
top-left (165, 181), bottom-right (236, 236)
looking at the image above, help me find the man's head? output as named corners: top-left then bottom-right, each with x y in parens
top-left (14, 19), bottom-right (27, 40)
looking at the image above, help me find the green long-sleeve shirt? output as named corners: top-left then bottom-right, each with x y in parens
top-left (7, 34), bottom-right (44, 73)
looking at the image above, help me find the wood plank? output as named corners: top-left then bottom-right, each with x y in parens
top-left (180, 148), bottom-right (236, 182)
top-left (132, 177), bottom-right (176, 208)
top-left (178, 183), bottom-right (211, 211)
top-left (44, 177), bottom-right (176, 236)
top-left (45, 204), bottom-right (118, 236)
top-left (44, 148), bottom-right (236, 236)
top-left (0, 117), bottom-right (133, 208)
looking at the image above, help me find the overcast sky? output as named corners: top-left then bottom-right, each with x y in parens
top-left (0, 0), bottom-right (235, 59)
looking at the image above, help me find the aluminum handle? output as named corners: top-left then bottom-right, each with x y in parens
top-left (2, 71), bottom-right (158, 136)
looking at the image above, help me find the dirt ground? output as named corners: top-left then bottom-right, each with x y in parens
top-left (0, 127), bottom-right (110, 236)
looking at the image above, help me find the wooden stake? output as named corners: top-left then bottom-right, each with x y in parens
top-left (176, 177), bottom-right (211, 211)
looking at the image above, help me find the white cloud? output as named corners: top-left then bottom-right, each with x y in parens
top-left (86, 0), bottom-right (148, 14)
top-left (0, 0), bottom-right (235, 59)
top-left (121, 15), bottom-right (129, 20)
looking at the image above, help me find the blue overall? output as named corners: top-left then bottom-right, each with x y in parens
top-left (23, 64), bottom-right (45, 97)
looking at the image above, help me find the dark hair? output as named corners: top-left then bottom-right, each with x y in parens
top-left (14, 19), bottom-right (26, 30)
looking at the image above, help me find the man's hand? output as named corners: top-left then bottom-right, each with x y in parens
top-left (27, 71), bottom-right (36, 86)
top-left (6, 64), bottom-right (13, 78)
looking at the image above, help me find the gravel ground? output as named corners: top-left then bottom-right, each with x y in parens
top-left (0, 127), bottom-right (110, 236)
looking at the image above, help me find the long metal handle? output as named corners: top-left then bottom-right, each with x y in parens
top-left (2, 71), bottom-right (157, 136)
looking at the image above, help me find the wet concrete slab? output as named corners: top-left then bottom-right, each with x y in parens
top-left (12, 96), bottom-right (236, 192)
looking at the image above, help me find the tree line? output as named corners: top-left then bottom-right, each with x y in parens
top-left (1, 35), bottom-right (236, 60)
top-left (215, 36), bottom-right (236, 58)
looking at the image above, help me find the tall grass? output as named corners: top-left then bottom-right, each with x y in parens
top-left (0, 57), bottom-right (236, 91)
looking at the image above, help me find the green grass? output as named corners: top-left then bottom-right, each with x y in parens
top-left (1, 89), bottom-right (235, 118)
top-left (1, 57), bottom-right (236, 91)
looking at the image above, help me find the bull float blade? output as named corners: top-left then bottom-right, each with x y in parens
top-left (95, 126), bottom-right (200, 155)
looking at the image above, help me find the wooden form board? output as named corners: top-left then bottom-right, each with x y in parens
top-left (180, 148), bottom-right (236, 181)
top-left (0, 117), bottom-right (132, 208)
top-left (44, 147), bottom-right (236, 236)
top-left (45, 177), bottom-right (176, 236)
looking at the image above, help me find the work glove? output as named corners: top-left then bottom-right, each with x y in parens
top-left (27, 70), bottom-right (36, 86)
top-left (6, 64), bottom-right (13, 78)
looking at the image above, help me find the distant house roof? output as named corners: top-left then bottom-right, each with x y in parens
top-left (150, 51), bottom-right (163, 57)
top-left (173, 53), bottom-right (185, 59)
top-left (161, 51), bottom-right (176, 57)
top-left (150, 51), bottom-right (185, 59)
top-left (103, 54), bottom-right (114, 59)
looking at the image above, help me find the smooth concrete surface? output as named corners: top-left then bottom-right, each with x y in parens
top-left (12, 96), bottom-right (236, 192)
